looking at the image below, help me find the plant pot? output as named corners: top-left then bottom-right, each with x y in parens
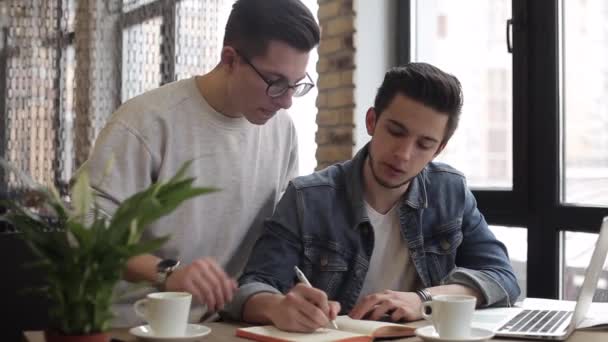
top-left (44, 330), bottom-right (110, 342)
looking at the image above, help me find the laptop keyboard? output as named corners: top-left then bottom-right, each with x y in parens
top-left (499, 309), bottom-right (573, 334)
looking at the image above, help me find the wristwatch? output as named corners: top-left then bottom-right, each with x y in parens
top-left (415, 288), bottom-right (433, 302)
top-left (156, 259), bottom-right (180, 290)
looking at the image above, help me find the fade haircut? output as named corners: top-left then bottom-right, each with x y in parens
top-left (374, 63), bottom-right (464, 144)
top-left (223, 0), bottom-right (320, 58)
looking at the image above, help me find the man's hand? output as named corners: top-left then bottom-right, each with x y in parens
top-left (349, 290), bottom-right (422, 322)
top-left (164, 257), bottom-right (237, 312)
top-left (267, 283), bottom-right (341, 333)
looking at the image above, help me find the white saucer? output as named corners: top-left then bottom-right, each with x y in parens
top-left (415, 325), bottom-right (495, 342)
top-left (129, 324), bottom-right (211, 341)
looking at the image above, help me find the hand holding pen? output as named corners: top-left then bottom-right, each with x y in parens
top-left (294, 266), bottom-right (340, 329)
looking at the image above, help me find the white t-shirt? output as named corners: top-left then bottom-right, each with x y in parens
top-left (358, 202), bottom-right (418, 299)
top-left (79, 77), bottom-right (298, 326)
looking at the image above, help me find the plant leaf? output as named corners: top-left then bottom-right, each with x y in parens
top-left (70, 171), bottom-right (93, 222)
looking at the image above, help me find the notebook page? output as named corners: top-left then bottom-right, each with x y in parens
top-left (335, 315), bottom-right (413, 337)
top-left (237, 325), bottom-right (368, 342)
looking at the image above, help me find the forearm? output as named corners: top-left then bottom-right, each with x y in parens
top-left (427, 284), bottom-right (485, 306)
top-left (242, 292), bottom-right (284, 324)
top-left (123, 254), bottom-right (161, 283)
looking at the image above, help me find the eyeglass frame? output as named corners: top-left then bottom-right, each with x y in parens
top-left (236, 50), bottom-right (315, 98)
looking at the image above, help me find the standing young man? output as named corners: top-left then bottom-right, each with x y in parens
top-left (225, 63), bottom-right (520, 332)
top-left (78, 0), bottom-right (319, 326)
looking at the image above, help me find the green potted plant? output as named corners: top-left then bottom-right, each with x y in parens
top-left (0, 160), bottom-right (215, 342)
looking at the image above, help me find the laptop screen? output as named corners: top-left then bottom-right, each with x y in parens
top-left (570, 216), bottom-right (608, 329)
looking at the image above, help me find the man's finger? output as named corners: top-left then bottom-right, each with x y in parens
top-left (292, 284), bottom-right (329, 316)
top-left (391, 306), bottom-right (412, 322)
top-left (191, 271), bottom-right (217, 310)
top-left (329, 301), bottom-right (341, 320)
top-left (206, 260), bottom-right (235, 304)
top-left (349, 294), bottom-right (384, 319)
top-left (369, 300), bottom-right (394, 321)
top-left (286, 292), bottom-right (329, 328)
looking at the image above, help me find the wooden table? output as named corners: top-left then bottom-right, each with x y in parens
top-left (24, 322), bottom-right (608, 341)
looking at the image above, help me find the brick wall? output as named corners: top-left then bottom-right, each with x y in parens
top-left (315, 0), bottom-right (356, 170)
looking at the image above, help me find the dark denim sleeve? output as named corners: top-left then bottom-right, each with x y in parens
top-left (222, 183), bottom-right (303, 321)
top-left (443, 184), bottom-right (521, 307)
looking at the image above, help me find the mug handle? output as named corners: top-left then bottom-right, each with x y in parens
top-left (133, 298), bottom-right (148, 319)
top-left (421, 301), bottom-right (434, 320)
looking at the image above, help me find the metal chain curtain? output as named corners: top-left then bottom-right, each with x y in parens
top-left (0, 0), bottom-right (224, 197)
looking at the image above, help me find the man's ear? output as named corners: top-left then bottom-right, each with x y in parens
top-left (220, 46), bottom-right (238, 71)
top-left (366, 107), bottom-right (378, 136)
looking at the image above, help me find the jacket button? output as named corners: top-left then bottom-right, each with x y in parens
top-left (320, 255), bottom-right (328, 266)
top-left (440, 239), bottom-right (451, 250)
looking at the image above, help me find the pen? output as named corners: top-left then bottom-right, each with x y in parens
top-left (294, 265), bottom-right (339, 330)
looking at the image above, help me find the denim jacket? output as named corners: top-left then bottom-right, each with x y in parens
top-left (223, 145), bottom-right (520, 320)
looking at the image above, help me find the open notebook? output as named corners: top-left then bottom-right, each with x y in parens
top-left (235, 315), bottom-right (416, 342)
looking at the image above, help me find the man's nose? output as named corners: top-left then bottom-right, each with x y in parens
top-left (396, 139), bottom-right (416, 161)
top-left (273, 89), bottom-right (294, 110)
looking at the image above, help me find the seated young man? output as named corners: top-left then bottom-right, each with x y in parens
top-left (223, 63), bottom-right (520, 332)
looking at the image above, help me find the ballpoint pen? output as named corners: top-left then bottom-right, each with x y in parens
top-left (294, 265), bottom-right (339, 330)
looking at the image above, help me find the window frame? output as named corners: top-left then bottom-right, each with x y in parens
top-left (397, 0), bottom-right (608, 299)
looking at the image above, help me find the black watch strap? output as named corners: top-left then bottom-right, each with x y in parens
top-left (156, 259), bottom-right (180, 290)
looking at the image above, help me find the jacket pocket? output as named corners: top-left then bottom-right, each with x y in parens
top-left (423, 219), bottom-right (463, 279)
top-left (301, 237), bottom-right (349, 295)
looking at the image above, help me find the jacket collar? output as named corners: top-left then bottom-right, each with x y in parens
top-left (344, 144), bottom-right (429, 229)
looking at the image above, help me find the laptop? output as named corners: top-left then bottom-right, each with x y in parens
top-left (475, 216), bottom-right (608, 340)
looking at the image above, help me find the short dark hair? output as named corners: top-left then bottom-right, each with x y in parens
top-left (374, 63), bottom-right (464, 144)
top-left (223, 0), bottom-right (320, 58)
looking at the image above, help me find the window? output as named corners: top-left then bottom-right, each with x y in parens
top-left (562, 0), bottom-right (608, 207)
top-left (563, 231), bottom-right (608, 301)
top-left (399, 0), bottom-right (608, 299)
top-left (410, 0), bottom-right (513, 189)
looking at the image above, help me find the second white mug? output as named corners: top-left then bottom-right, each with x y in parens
top-left (421, 294), bottom-right (477, 339)
top-left (133, 292), bottom-right (192, 337)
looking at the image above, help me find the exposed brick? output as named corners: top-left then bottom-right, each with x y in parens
top-left (316, 107), bottom-right (354, 126)
top-left (325, 16), bottom-right (354, 36)
top-left (342, 0), bottom-right (354, 12)
top-left (316, 145), bottom-right (353, 164)
top-left (317, 57), bottom-right (329, 73)
top-left (341, 70), bottom-right (354, 86)
top-left (316, 126), bottom-right (354, 145)
top-left (318, 1), bottom-right (341, 20)
top-left (328, 53), bottom-right (354, 71)
top-left (318, 70), bottom-right (353, 89)
top-left (316, 93), bottom-right (328, 108)
top-left (318, 71), bottom-right (342, 90)
top-left (318, 36), bottom-right (343, 55)
top-left (343, 35), bottom-right (354, 49)
top-left (316, 0), bottom-right (356, 170)
top-left (327, 88), bottom-right (354, 108)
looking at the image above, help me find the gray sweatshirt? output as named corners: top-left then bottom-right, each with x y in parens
top-left (78, 77), bottom-right (298, 326)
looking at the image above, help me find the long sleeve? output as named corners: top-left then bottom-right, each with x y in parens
top-left (443, 185), bottom-right (521, 307)
top-left (222, 183), bottom-right (304, 320)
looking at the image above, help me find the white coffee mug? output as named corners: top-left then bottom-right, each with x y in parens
top-left (421, 294), bottom-right (477, 339)
top-left (134, 292), bottom-right (192, 337)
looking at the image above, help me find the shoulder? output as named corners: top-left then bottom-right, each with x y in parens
top-left (290, 160), bottom-right (350, 190)
top-left (110, 78), bottom-right (199, 128)
top-left (423, 162), bottom-right (468, 193)
top-left (425, 162), bottom-right (465, 180)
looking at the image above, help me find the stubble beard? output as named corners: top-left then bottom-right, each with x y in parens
top-left (368, 151), bottom-right (414, 190)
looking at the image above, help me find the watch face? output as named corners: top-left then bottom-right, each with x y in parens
top-left (157, 259), bottom-right (179, 270)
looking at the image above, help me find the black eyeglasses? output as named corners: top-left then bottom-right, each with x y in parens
top-left (237, 51), bottom-right (315, 98)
